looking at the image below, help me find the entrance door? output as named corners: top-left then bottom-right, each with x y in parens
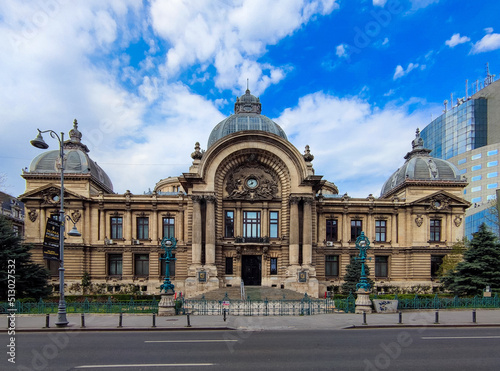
top-left (242, 255), bottom-right (261, 286)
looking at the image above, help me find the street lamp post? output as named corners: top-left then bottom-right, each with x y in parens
top-left (31, 129), bottom-right (81, 327)
top-left (354, 231), bottom-right (372, 314)
top-left (158, 237), bottom-right (177, 316)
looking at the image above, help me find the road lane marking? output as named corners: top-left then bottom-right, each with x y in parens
top-left (145, 340), bottom-right (238, 343)
top-left (75, 364), bottom-right (214, 368)
top-left (422, 336), bottom-right (500, 340)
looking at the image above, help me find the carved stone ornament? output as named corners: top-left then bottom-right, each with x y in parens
top-left (225, 164), bottom-right (279, 200)
top-left (415, 214), bottom-right (423, 227)
top-left (71, 210), bottom-right (82, 223)
top-left (41, 187), bottom-right (62, 205)
top-left (29, 209), bottom-right (38, 222)
top-left (428, 194), bottom-right (450, 211)
top-left (454, 216), bottom-right (463, 227)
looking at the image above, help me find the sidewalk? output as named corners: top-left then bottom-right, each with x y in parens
top-left (3, 309), bottom-right (500, 332)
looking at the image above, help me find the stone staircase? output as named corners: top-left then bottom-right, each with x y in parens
top-left (189, 286), bottom-right (308, 301)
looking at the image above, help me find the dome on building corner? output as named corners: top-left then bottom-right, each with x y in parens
top-left (28, 120), bottom-right (113, 192)
top-left (380, 129), bottom-right (463, 197)
top-left (207, 89), bottom-right (288, 148)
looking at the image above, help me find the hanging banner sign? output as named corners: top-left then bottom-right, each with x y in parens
top-left (43, 218), bottom-right (61, 260)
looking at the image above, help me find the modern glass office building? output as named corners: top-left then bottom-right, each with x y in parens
top-left (421, 76), bottom-right (500, 238)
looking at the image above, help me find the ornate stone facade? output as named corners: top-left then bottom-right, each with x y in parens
top-left (20, 94), bottom-right (470, 298)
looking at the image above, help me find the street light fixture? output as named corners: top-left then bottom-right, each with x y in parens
top-left (31, 128), bottom-right (81, 327)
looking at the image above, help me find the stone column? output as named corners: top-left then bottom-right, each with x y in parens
top-left (289, 197), bottom-right (300, 265)
top-left (191, 195), bottom-right (202, 265)
top-left (99, 208), bottom-right (105, 241)
top-left (151, 210), bottom-right (158, 243)
top-left (178, 206), bottom-right (185, 245)
top-left (302, 197), bottom-right (313, 266)
top-left (235, 201), bottom-right (242, 237)
top-left (125, 210), bottom-right (132, 242)
top-left (205, 196), bottom-right (216, 265)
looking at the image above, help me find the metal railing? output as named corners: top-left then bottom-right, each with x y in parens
top-left (240, 280), bottom-right (245, 300)
top-left (2, 294), bottom-right (498, 315)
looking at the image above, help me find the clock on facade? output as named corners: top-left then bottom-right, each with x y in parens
top-left (246, 177), bottom-right (258, 189)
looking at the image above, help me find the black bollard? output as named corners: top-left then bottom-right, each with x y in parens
top-left (223, 309), bottom-right (227, 322)
top-left (152, 313), bottom-right (156, 328)
top-left (362, 311), bottom-right (367, 325)
top-left (81, 313), bottom-right (86, 328)
top-left (186, 312), bottom-right (191, 328)
top-left (398, 311), bottom-right (403, 324)
top-left (45, 313), bottom-right (50, 328)
top-left (434, 310), bottom-right (439, 324)
top-left (472, 309), bottom-right (477, 323)
top-left (118, 312), bottom-right (123, 328)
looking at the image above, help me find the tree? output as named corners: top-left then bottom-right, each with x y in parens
top-left (441, 223), bottom-right (500, 296)
top-left (437, 238), bottom-right (467, 277)
top-left (0, 215), bottom-right (52, 300)
top-left (341, 257), bottom-right (375, 295)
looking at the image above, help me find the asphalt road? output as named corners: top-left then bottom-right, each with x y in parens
top-left (6, 327), bottom-right (500, 371)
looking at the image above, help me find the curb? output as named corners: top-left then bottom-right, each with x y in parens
top-left (345, 324), bottom-right (500, 329)
top-left (1, 326), bottom-right (235, 333)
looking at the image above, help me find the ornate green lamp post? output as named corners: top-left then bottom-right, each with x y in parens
top-left (160, 237), bottom-right (177, 294)
top-left (158, 237), bottom-right (177, 315)
top-left (354, 231), bottom-right (372, 313)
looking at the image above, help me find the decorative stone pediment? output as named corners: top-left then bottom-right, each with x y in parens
top-left (410, 191), bottom-right (470, 211)
top-left (224, 163), bottom-right (279, 200)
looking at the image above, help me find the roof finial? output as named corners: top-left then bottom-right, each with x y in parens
top-left (246, 78), bottom-right (250, 94)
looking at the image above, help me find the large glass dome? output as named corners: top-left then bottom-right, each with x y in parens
top-left (207, 89), bottom-right (288, 148)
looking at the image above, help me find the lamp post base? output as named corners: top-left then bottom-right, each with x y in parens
top-left (355, 288), bottom-right (372, 314)
top-left (158, 293), bottom-right (176, 316)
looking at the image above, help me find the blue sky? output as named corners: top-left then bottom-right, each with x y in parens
top-left (1, 0), bottom-right (500, 198)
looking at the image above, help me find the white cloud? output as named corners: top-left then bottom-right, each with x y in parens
top-left (409, 0), bottom-right (439, 10)
top-left (275, 92), bottom-right (431, 197)
top-left (471, 29), bottom-right (500, 54)
top-left (445, 33), bottom-right (470, 48)
top-left (393, 63), bottom-right (419, 80)
top-left (373, 0), bottom-right (388, 7)
top-left (150, 0), bottom-right (338, 94)
top-left (336, 44), bottom-right (347, 57)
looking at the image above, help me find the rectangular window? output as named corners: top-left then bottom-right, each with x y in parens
top-left (457, 158), bottom-right (466, 165)
top-left (225, 257), bottom-right (233, 275)
top-left (46, 259), bottom-right (59, 276)
top-left (487, 194), bottom-right (497, 201)
top-left (224, 211), bottom-right (234, 238)
top-left (269, 211), bottom-right (279, 238)
top-left (471, 196), bottom-right (482, 203)
top-left (243, 211), bottom-right (261, 238)
top-left (471, 165), bottom-right (482, 171)
top-left (431, 255), bottom-right (444, 277)
top-left (108, 254), bottom-right (122, 276)
top-left (471, 153), bottom-right (482, 160)
top-left (162, 217), bottom-right (175, 238)
top-left (488, 161), bottom-right (498, 167)
top-left (471, 186), bottom-right (482, 192)
top-left (459, 169), bottom-right (467, 175)
top-left (137, 217), bottom-right (149, 240)
top-left (430, 219), bottom-right (441, 242)
top-left (161, 254), bottom-right (175, 277)
top-left (375, 220), bottom-right (387, 242)
top-left (110, 217), bottom-right (123, 239)
top-left (326, 219), bottom-right (338, 242)
top-left (471, 175), bottom-right (482, 181)
top-left (488, 172), bottom-right (498, 178)
top-left (488, 149), bottom-right (498, 156)
top-left (325, 255), bottom-right (339, 277)
top-left (134, 254), bottom-right (149, 276)
top-left (350, 220), bottom-right (362, 241)
top-left (270, 257), bottom-right (278, 275)
top-left (375, 256), bottom-right (388, 277)
top-left (487, 183), bottom-right (498, 189)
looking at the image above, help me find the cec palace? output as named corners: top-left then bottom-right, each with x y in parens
top-left (20, 89), bottom-right (470, 298)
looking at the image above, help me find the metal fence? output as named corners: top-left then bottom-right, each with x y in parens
top-left (0, 297), bottom-right (159, 314)
top-left (1, 293), bottom-right (498, 315)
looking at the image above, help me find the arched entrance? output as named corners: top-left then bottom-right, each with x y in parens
top-left (242, 255), bottom-right (261, 286)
